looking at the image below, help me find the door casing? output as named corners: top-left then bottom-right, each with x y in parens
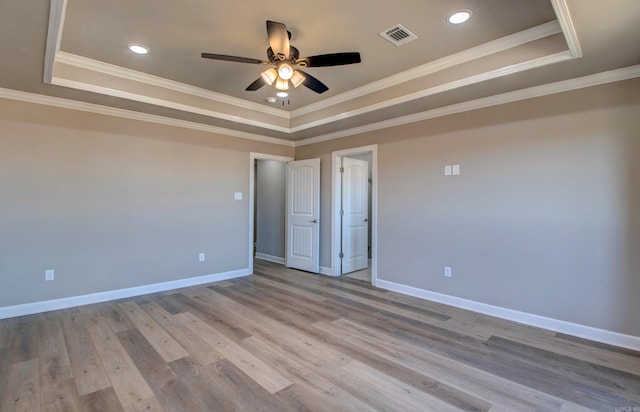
top-left (249, 152), bottom-right (293, 275)
top-left (331, 145), bottom-right (378, 284)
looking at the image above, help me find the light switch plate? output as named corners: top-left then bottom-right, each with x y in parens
top-left (444, 266), bottom-right (452, 277)
top-left (444, 165), bottom-right (452, 176)
top-left (234, 192), bottom-right (243, 200)
top-left (452, 164), bottom-right (460, 175)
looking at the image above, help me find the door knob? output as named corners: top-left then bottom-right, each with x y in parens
top-left (364, 218), bottom-right (369, 222)
top-left (310, 219), bottom-right (319, 223)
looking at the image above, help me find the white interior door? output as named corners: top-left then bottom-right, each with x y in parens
top-left (341, 157), bottom-right (369, 274)
top-left (286, 158), bottom-right (320, 273)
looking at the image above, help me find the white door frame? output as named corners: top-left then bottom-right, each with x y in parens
top-left (249, 152), bottom-right (294, 275)
top-left (331, 145), bottom-right (378, 285)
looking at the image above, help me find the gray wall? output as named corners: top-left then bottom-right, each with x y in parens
top-left (0, 98), bottom-right (292, 307)
top-left (297, 78), bottom-right (640, 336)
top-left (255, 159), bottom-right (286, 260)
top-left (2, 77), bottom-right (639, 338)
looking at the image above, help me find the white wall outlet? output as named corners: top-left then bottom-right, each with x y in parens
top-left (45, 269), bottom-right (55, 281)
top-left (444, 266), bottom-right (452, 278)
top-left (444, 165), bottom-right (452, 176)
top-left (199, 253), bottom-right (205, 262)
top-left (452, 164), bottom-right (460, 175)
top-left (234, 192), bottom-right (243, 200)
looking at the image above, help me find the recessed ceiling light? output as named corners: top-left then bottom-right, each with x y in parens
top-left (447, 10), bottom-right (472, 25)
top-left (276, 91), bottom-right (288, 98)
top-left (266, 96), bottom-right (277, 104)
top-left (128, 43), bottom-right (149, 55)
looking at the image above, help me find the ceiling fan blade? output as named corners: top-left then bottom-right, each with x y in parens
top-left (297, 70), bottom-right (329, 94)
top-left (266, 20), bottom-right (290, 60)
top-left (201, 53), bottom-right (266, 65)
top-left (245, 77), bottom-right (267, 91)
top-left (300, 52), bottom-right (361, 67)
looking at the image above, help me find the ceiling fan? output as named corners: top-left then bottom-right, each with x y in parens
top-left (201, 20), bottom-right (361, 94)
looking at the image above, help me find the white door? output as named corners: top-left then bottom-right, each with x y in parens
top-left (286, 158), bottom-right (320, 273)
top-left (341, 157), bottom-right (369, 274)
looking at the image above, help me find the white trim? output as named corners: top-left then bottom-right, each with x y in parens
top-left (51, 76), bottom-right (291, 134)
top-left (255, 253), bottom-right (285, 265)
top-left (55, 52), bottom-right (290, 119)
top-left (0, 268), bottom-right (250, 320)
top-left (290, 51), bottom-right (573, 133)
top-left (331, 145), bottom-right (378, 285)
top-left (295, 64), bottom-right (640, 147)
top-left (292, 21), bottom-right (562, 117)
top-left (0, 87), bottom-right (294, 147)
top-left (320, 266), bottom-right (335, 276)
top-left (43, 0), bottom-right (66, 83)
top-left (48, 22), bottom-right (569, 134)
top-left (376, 279), bottom-right (640, 351)
top-left (550, 0), bottom-right (582, 58)
top-left (249, 153), bottom-right (294, 276)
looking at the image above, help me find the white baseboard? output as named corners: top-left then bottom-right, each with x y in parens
top-left (0, 268), bottom-right (251, 320)
top-left (376, 279), bottom-right (640, 351)
top-left (255, 253), bottom-right (285, 265)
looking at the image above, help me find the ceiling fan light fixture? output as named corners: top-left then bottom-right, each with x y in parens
top-left (290, 71), bottom-right (305, 88)
top-left (261, 68), bottom-right (278, 85)
top-left (277, 62), bottom-right (294, 80)
top-left (447, 10), bottom-right (472, 25)
top-left (275, 77), bottom-right (289, 90)
top-left (276, 91), bottom-right (288, 98)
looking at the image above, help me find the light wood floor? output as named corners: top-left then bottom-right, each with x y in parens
top-left (1, 259), bottom-right (639, 411)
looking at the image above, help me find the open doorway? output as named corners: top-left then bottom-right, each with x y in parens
top-left (249, 153), bottom-right (293, 275)
top-left (331, 145), bottom-right (378, 284)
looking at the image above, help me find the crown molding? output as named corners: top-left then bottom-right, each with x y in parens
top-left (294, 65), bottom-right (640, 147)
top-left (43, 0), bottom-right (67, 83)
top-left (0, 87), bottom-right (295, 147)
top-left (3, 65), bottom-right (638, 149)
top-left (51, 75), bottom-right (291, 133)
top-left (291, 20), bottom-right (562, 118)
top-left (55, 51), bottom-right (290, 120)
top-left (290, 51), bottom-right (574, 133)
top-left (53, 20), bottom-right (565, 133)
top-left (550, 0), bottom-right (583, 58)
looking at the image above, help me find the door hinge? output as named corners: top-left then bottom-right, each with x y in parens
top-left (340, 209), bottom-right (344, 216)
top-left (340, 167), bottom-right (344, 173)
top-left (339, 252), bottom-right (344, 258)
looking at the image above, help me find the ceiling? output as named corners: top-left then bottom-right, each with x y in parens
top-left (0, 0), bottom-right (639, 143)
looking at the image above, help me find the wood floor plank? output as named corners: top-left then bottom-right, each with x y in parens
top-left (59, 309), bottom-right (111, 396)
top-left (160, 292), bottom-right (252, 341)
top-left (139, 301), bottom-right (222, 366)
top-left (41, 379), bottom-right (82, 412)
top-left (174, 311), bottom-right (293, 394)
top-left (80, 387), bottom-right (125, 412)
top-left (38, 312), bottom-right (73, 387)
top-left (117, 301), bottom-right (188, 363)
top-left (241, 334), bottom-right (389, 412)
top-left (117, 327), bottom-right (222, 411)
top-left (102, 306), bottom-right (136, 333)
top-left (482, 319), bottom-right (640, 375)
top-left (340, 359), bottom-right (468, 412)
top-left (0, 358), bottom-right (40, 412)
top-left (0, 317), bottom-right (15, 349)
top-left (8, 315), bottom-right (40, 364)
top-left (314, 317), bottom-right (564, 411)
top-left (83, 316), bottom-right (155, 408)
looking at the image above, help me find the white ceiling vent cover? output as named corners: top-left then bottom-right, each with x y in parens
top-left (379, 24), bottom-right (418, 46)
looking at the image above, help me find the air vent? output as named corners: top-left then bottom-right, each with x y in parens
top-left (379, 24), bottom-right (418, 46)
